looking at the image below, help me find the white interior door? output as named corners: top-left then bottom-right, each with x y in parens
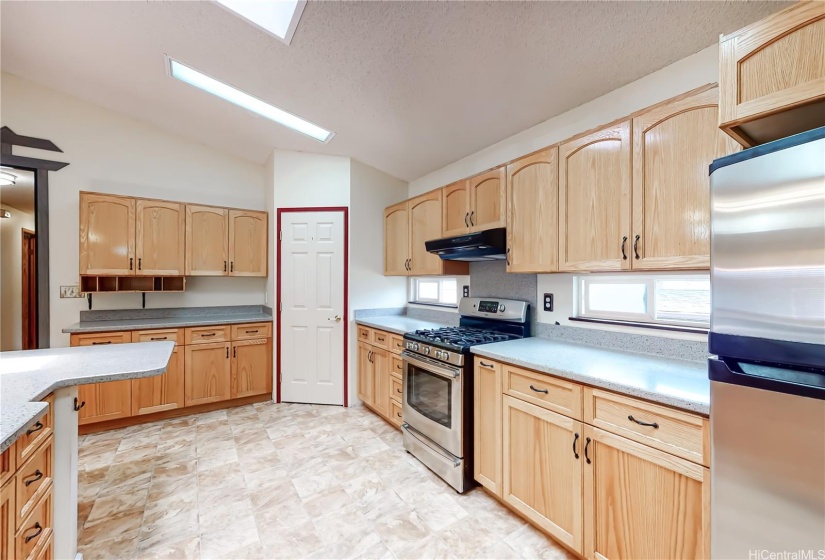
top-left (280, 211), bottom-right (345, 405)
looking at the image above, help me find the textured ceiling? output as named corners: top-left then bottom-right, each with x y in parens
top-left (0, 169), bottom-right (35, 215)
top-left (0, 1), bottom-right (787, 181)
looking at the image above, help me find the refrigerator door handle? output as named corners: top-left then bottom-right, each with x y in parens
top-left (709, 358), bottom-right (825, 401)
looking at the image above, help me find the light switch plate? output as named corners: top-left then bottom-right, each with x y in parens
top-left (60, 285), bottom-right (83, 298)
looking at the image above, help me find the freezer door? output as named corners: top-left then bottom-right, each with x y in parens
top-left (710, 130), bottom-right (825, 347)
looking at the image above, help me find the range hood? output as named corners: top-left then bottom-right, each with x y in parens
top-left (425, 227), bottom-right (506, 261)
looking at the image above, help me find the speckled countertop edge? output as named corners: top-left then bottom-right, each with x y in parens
top-left (62, 312), bottom-right (273, 334)
top-left (355, 316), bottom-right (451, 335)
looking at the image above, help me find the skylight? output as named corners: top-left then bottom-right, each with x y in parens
top-left (166, 57), bottom-right (334, 143)
top-left (214, 0), bottom-right (306, 45)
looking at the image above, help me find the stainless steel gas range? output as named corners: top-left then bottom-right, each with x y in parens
top-left (401, 297), bottom-right (530, 492)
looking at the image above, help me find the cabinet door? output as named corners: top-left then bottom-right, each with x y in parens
top-left (231, 339), bottom-right (272, 399)
top-left (186, 205), bottom-right (228, 276)
top-left (408, 191), bottom-right (444, 276)
top-left (384, 201), bottom-right (409, 276)
top-left (1, 480), bottom-right (13, 560)
top-left (131, 345), bottom-right (184, 415)
top-left (559, 122), bottom-right (632, 272)
top-left (632, 87), bottom-right (739, 270)
top-left (469, 167), bottom-right (506, 232)
top-left (229, 209), bottom-right (268, 277)
top-left (71, 332), bottom-right (133, 425)
top-left (357, 342), bottom-right (375, 406)
top-left (506, 149), bottom-right (559, 273)
top-left (584, 425), bottom-right (709, 560)
top-left (184, 342), bottom-right (231, 406)
top-left (79, 192), bottom-right (135, 275)
top-left (135, 199), bottom-right (185, 276)
top-left (474, 358), bottom-right (502, 495)
top-left (719, 1), bottom-right (825, 146)
top-left (442, 180), bottom-right (470, 237)
top-left (371, 348), bottom-right (390, 418)
top-left (504, 395), bottom-right (584, 554)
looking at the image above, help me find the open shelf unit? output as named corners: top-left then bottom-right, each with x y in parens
top-left (80, 276), bottom-right (186, 293)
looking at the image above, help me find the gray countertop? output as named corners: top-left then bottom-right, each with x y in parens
top-left (473, 337), bottom-right (709, 415)
top-left (355, 316), bottom-right (451, 335)
top-left (63, 312), bottom-right (273, 334)
top-left (0, 341), bottom-right (175, 452)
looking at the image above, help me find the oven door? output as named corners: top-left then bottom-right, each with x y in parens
top-left (402, 351), bottom-right (463, 457)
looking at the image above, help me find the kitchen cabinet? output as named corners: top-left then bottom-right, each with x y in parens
top-left (632, 87), bottom-right (739, 270)
top-left (719, 1), bottom-right (825, 147)
top-left (1, 478), bottom-right (12, 560)
top-left (503, 395), bottom-right (584, 554)
top-left (135, 199), bottom-right (186, 276)
top-left (357, 326), bottom-right (403, 428)
top-left (442, 180), bottom-right (470, 237)
top-left (384, 201), bottom-right (409, 276)
top-left (371, 348), bottom-right (390, 418)
top-left (79, 192), bottom-right (136, 275)
top-left (231, 338), bottom-right (272, 399)
top-left (473, 357), bottom-right (502, 496)
top-left (583, 425), bottom-right (709, 560)
top-left (506, 148), bottom-right (559, 273)
top-left (184, 342), bottom-right (231, 406)
top-left (228, 210), bottom-right (268, 277)
top-left (186, 205), bottom-right (229, 276)
top-left (559, 121), bottom-right (632, 272)
top-left (131, 346), bottom-right (185, 416)
top-left (441, 168), bottom-right (506, 236)
top-left (357, 342), bottom-right (375, 406)
top-left (71, 333), bottom-right (133, 425)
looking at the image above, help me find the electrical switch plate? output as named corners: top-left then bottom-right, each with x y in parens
top-left (60, 285), bottom-right (83, 298)
top-left (463, 285), bottom-right (470, 298)
top-left (543, 293), bottom-right (554, 312)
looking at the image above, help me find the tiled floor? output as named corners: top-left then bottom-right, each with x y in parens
top-left (77, 402), bottom-right (574, 560)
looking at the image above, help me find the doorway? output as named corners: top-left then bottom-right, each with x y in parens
top-left (22, 228), bottom-right (36, 349)
top-left (277, 208), bottom-right (348, 406)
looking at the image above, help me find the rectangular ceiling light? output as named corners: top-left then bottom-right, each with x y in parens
top-left (214, 0), bottom-right (306, 45)
top-left (166, 57), bottom-right (334, 143)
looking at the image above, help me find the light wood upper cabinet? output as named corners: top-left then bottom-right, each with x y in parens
top-left (506, 149), bottom-right (559, 273)
top-left (408, 191), bottom-right (444, 276)
top-left (504, 395), bottom-right (584, 555)
top-left (131, 345), bottom-right (184, 416)
top-left (79, 192), bottom-right (136, 275)
top-left (184, 342), bottom-right (231, 406)
top-left (442, 180), bottom-right (470, 237)
top-left (229, 210), bottom-right (268, 277)
top-left (231, 338), bottom-right (272, 399)
top-left (186, 205), bottom-right (228, 276)
top-left (469, 166), bottom-right (506, 232)
top-left (559, 121), bottom-right (632, 272)
top-left (135, 199), bottom-right (185, 276)
top-left (474, 358), bottom-right (502, 496)
top-left (632, 87), bottom-right (739, 270)
top-left (720, 1), bottom-right (825, 146)
top-left (583, 425), bottom-right (709, 560)
top-left (384, 201), bottom-right (409, 276)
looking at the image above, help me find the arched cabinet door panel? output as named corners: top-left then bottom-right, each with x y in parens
top-left (229, 209), bottom-right (268, 277)
top-left (186, 205), bottom-right (228, 276)
top-left (79, 192), bottom-right (135, 276)
top-left (469, 167), bottom-right (506, 232)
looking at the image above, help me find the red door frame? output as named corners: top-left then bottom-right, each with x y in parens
top-left (276, 207), bottom-right (349, 406)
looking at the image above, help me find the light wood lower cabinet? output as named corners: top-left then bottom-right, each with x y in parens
top-left (584, 425), bottom-right (709, 560)
top-left (184, 342), bottom-right (231, 406)
top-left (503, 395), bottom-right (584, 554)
top-left (131, 346), bottom-right (185, 415)
top-left (357, 342), bottom-right (375, 406)
top-left (473, 357), bottom-right (502, 495)
top-left (78, 380), bottom-right (133, 426)
top-left (231, 339), bottom-right (272, 399)
top-left (371, 348), bottom-right (390, 419)
top-left (1, 478), bottom-right (14, 560)
top-left (358, 327), bottom-right (403, 428)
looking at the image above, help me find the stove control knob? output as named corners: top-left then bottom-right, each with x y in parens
top-left (499, 304), bottom-right (506, 312)
top-left (442, 351), bottom-right (450, 361)
top-left (424, 347), bottom-right (431, 355)
top-left (434, 350), bottom-right (443, 359)
top-left (412, 343), bottom-right (419, 352)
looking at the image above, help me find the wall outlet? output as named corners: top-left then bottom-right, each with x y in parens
top-left (463, 285), bottom-right (470, 298)
top-left (543, 293), bottom-right (554, 312)
top-left (60, 285), bottom-right (83, 298)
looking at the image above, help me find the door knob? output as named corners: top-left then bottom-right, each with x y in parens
top-left (329, 315), bottom-right (342, 322)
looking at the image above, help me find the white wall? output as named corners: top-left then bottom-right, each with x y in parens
top-left (0, 204), bottom-right (36, 351)
top-left (1, 73), bottom-right (269, 347)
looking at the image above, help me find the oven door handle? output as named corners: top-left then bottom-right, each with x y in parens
top-left (402, 352), bottom-right (460, 379)
top-left (403, 423), bottom-right (461, 467)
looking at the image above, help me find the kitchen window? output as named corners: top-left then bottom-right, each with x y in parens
top-left (410, 277), bottom-right (459, 307)
top-left (575, 274), bottom-right (710, 329)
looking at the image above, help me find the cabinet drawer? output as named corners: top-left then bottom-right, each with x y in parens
top-left (15, 438), bottom-right (52, 530)
top-left (131, 328), bottom-right (182, 345)
top-left (15, 489), bottom-right (51, 560)
top-left (584, 388), bottom-right (707, 466)
top-left (389, 400), bottom-right (403, 428)
top-left (505, 365), bottom-right (582, 420)
top-left (390, 376), bottom-right (403, 404)
top-left (1, 443), bottom-right (15, 487)
top-left (185, 325), bottom-right (230, 345)
top-left (475, 357), bottom-right (501, 376)
top-left (391, 355), bottom-right (404, 378)
top-left (389, 335), bottom-right (405, 355)
top-left (231, 322), bottom-right (272, 341)
top-left (370, 329), bottom-right (390, 350)
top-left (69, 331), bottom-right (132, 346)
top-left (17, 395), bottom-right (53, 468)
top-left (357, 326), bottom-right (371, 343)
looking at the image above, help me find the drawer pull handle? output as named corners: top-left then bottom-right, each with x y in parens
top-left (479, 361), bottom-right (494, 368)
top-left (24, 470), bottom-right (43, 486)
top-left (150, 337), bottom-right (167, 341)
top-left (628, 415), bottom-right (659, 429)
top-left (396, 412), bottom-right (402, 418)
top-left (396, 388), bottom-right (402, 394)
top-left (92, 341), bottom-right (112, 345)
top-left (201, 333), bottom-right (216, 338)
top-left (25, 523), bottom-right (43, 543)
top-left (572, 432), bottom-right (579, 459)
top-left (74, 398), bottom-right (86, 412)
top-left (245, 330), bottom-right (259, 334)
top-left (26, 422), bottom-right (43, 436)
top-left (584, 437), bottom-right (592, 464)
top-left (529, 384), bottom-right (549, 394)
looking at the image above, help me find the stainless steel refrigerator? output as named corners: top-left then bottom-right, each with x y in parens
top-left (709, 127), bottom-right (825, 559)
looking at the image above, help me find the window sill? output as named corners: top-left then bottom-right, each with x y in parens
top-left (408, 301), bottom-right (459, 309)
top-left (569, 316), bottom-right (708, 335)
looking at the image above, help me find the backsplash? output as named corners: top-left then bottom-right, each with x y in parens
top-left (79, 305), bottom-right (272, 322)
